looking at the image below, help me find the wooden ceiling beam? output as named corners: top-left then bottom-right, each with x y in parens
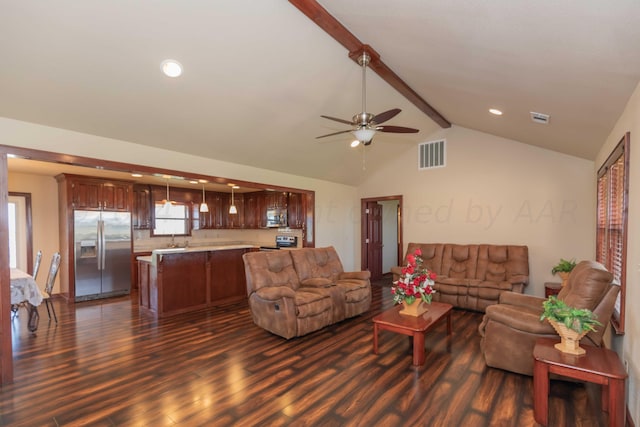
top-left (289, 0), bottom-right (451, 128)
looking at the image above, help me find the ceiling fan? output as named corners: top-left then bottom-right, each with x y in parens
top-left (316, 51), bottom-right (419, 146)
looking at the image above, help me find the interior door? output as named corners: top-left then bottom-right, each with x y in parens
top-left (366, 202), bottom-right (383, 280)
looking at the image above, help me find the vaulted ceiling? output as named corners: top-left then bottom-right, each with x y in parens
top-left (2, 1), bottom-right (640, 185)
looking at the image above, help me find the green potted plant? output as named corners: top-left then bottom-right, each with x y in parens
top-left (551, 258), bottom-right (576, 287)
top-left (540, 296), bottom-right (602, 354)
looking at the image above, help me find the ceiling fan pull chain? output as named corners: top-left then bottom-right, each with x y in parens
top-left (362, 144), bottom-right (366, 171)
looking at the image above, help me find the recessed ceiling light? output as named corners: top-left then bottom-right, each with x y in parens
top-left (489, 108), bottom-right (503, 116)
top-left (161, 59), bottom-right (182, 78)
top-left (350, 140), bottom-right (361, 148)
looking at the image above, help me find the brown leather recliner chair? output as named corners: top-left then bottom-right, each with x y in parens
top-left (478, 260), bottom-right (619, 375)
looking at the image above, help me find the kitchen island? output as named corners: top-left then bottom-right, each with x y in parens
top-left (137, 245), bottom-right (257, 317)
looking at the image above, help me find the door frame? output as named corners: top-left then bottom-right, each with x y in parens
top-left (360, 195), bottom-right (403, 273)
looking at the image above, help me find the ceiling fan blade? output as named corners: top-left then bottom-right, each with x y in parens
top-left (377, 125), bottom-right (419, 134)
top-left (316, 129), bottom-right (353, 139)
top-left (373, 108), bottom-right (401, 125)
top-left (320, 115), bottom-right (354, 125)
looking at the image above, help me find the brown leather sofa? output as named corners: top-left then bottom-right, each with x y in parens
top-left (243, 246), bottom-right (371, 339)
top-left (391, 243), bottom-right (529, 312)
top-left (478, 260), bottom-right (618, 375)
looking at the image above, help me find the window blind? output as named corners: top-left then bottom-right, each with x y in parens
top-left (596, 133), bottom-right (629, 334)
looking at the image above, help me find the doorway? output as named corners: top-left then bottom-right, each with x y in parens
top-left (8, 192), bottom-right (33, 273)
top-left (360, 195), bottom-right (402, 280)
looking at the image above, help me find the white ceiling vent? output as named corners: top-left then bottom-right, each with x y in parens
top-left (419, 139), bottom-right (446, 170)
top-left (530, 111), bottom-right (550, 124)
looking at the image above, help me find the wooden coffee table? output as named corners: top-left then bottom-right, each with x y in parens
top-left (373, 301), bottom-right (453, 366)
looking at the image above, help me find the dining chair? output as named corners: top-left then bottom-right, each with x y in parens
top-left (43, 252), bottom-right (61, 323)
top-left (32, 250), bottom-right (43, 281)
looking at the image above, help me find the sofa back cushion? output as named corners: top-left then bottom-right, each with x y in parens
top-left (290, 247), bottom-right (344, 283)
top-left (440, 244), bottom-right (479, 279)
top-left (558, 260), bottom-right (613, 311)
top-left (476, 245), bottom-right (529, 283)
top-left (243, 250), bottom-right (300, 294)
top-left (404, 243), bottom-right (444, 273)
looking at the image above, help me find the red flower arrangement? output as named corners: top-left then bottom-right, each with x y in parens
top-left (392, 248), bottom-right (437, 305)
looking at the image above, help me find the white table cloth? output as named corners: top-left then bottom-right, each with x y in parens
top-left (10, 268), bottom-right (43, 306)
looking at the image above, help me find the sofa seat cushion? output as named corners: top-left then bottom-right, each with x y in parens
top-left (295, 291), bottom-right (332, 318)
top-left (474, 280), bottom-right (514, 291)
top-left (337, 280), bottom-right (370, 302)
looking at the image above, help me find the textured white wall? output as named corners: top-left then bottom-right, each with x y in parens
top-left (7, 172), bottom-right (60, 292)
top-left (595, 81), bottom-right (640, 425)
top-left (357, 125), bottom-right (596, 298)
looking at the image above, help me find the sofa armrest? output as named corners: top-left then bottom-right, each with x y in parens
top-left (484, 304), bottom-right (556, 335)
top-left (300, 278), bottom-right (334, 287)
top-left (340, 271), bottom-right (371, 280)
top-left (509, 275), bottom-right (529, 285)
top-left (254, 286), bottom-right (296, 301)
top-left (499, 291), bottom-right (545, 310)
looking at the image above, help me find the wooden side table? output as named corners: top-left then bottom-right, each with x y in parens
top-left (533, 338), bottom-right (627, 427)
top-left (544, 282), bottom-right (562, 297)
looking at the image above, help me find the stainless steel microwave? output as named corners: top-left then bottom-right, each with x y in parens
top-left (266, 207), bottom-right (287, 228)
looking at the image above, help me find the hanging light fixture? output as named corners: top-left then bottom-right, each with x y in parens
top-left (162, 179), bottom-right (174, 209)
top-left (229, 184), bottom-right (239, 214)
top-left (200, 184), bottom-right (209, 213)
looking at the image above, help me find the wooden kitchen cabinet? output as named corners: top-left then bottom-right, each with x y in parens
top-left (244, 192), bottom-right (259, 229)
top-left (225, 194), bottom-right (245, 228)
top-left (132, 251), bottom-right (152, 291)
top-left (60, 174), bottom-right (131, 211)
top-left (132, 185), bottom-right (151, 229)
top-left (143, 247), bottom-right (252, 317)
top-left (262, 191), bottom-right (287, 209)
top-left (287, 192), bottom-right (305, 229)
top-left (208, 248), bottom-right (248, 303)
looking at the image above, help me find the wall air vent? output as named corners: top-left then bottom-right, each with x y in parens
top-left (530, 111), bottom-right (550, 124)
top-left (418, 139), bottom-right (446, 170)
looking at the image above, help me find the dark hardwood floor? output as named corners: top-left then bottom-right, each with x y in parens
top-left (2, 276), bottom-right (609, 426)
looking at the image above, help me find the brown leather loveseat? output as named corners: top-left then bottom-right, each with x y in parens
top-left (391, 243), bottom-right (529, 312)
top-left (243, 246), bottom-right (371, 339)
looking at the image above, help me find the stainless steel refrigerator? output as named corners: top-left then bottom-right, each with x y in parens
top-left (74, 210), bottom-right (132, 301)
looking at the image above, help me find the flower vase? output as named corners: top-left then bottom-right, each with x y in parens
top-left (399, 299), bottom-right (428, 316)
top-left (548, 320), bottom-right (588, 355)
top-left (557, 271), bottom-right (570, 287)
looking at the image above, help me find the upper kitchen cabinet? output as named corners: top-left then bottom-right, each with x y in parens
top-left (57, 174), bottom-right (132, 212)
top-left (287, 192), bottom-right (305, 229)
top-left (262, 191), bottom-right (288, 209)
top-left (244, 192), bottom-right (259, 229)
top-left (225, 193), bottom-right (245, 229)
top-left (132, 184), bottom-right (151, 229)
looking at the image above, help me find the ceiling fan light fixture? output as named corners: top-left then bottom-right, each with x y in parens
top-left (350, 140), bottom-right (361, 148)
top-left (161, 59), bottom-right (182, 77)
top-left (352, 128), bottom-right (375, 143)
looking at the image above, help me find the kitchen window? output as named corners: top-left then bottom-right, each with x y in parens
top-left (152, 202), bottom-right (190, 236)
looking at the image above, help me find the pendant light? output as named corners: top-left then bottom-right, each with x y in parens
top-left (200, 184), bottom-right (209, 213)
top-left (229, 184), bottom-right (239, 215)
top-left (163, 179), bottom-right (174, 208)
